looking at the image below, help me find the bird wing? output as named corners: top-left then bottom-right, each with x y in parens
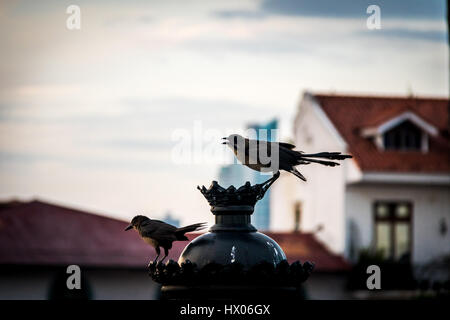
top-left (139, 219), bottom-right (177, 240)
top-left (245, 140), bottom-right (295, 157)
top-left (242, 139), bottom-right (273, 165)
top-left (279, 146), bottom-right (301, 167)
top-left (240, 139), bottom-right (300, 169)
top-left (148, 219), bottom-right (177, 228)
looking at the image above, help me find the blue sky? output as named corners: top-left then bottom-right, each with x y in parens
top-left (0, 0), bottom-right (448, 225)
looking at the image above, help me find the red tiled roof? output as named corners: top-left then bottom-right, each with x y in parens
top-left (314, 94), bottom-right (450, 173)
top-left (0, 200), bottom-right (348, 272)
top-left (0, 200), bottom-right (154, 268)
top-left (266, 232), bottom-right (350, 272)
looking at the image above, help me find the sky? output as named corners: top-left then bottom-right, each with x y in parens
top-left (0, 0), bottom-right (448, 226)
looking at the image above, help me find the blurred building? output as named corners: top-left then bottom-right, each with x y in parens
top-left (218, 119), bottom-right (278, 230)
top-left (0, 200), bottom-right (160, 300)
top-left (0, 199), bottom-right (349, 299)
top-left (271, 92), bottom-right (450, 277)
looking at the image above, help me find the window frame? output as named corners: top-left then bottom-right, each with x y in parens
top-left (373, 201), bottom-right (413, 262)
top-left (382, 120), bottom-right (423, 151)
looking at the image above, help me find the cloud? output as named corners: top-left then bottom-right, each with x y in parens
top-left (94, 138), bottom-right (173, 151)
top-left (263, 0), bottom-right (446, 19)
top-left (214, 10), bottom-right (267, 20)
top-left (0, 149), bottom-right (172, 172)
top-left (360, 28), bottom-right (447, 43)
top-left (215, 0), bottom-right (447, 20)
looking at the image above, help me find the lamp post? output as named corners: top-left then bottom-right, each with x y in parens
top-left (148, 176), bottom-right (314, 300)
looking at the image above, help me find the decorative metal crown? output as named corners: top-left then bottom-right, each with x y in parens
top-left (148, 259), bottom-right (315, 287)
top-left (197, 172), bottom-right (279, 207)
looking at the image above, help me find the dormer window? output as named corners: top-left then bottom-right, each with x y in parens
top-left (361, 111), bottom-right (438, 153)
top-left (383, 121), bottom-right (422, 151)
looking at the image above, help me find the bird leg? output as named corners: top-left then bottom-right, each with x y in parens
top-left (159, 248), bottom-right (169, 264)
top-left (262, 171), bottom-right (280, 189)
top-left (271, 171), bottom-right (281, 183)
top-left (148, 247), bottom-right (161, 267)
top-left (256, 171), bottom-right (280, 200)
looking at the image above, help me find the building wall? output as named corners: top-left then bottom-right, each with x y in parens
top-left (270, 172), bottom-right (299, 231)
top-left (85, 269), bottom-right (159, 299)
top-left (271, 94), bottom-right (349, 254)
top-left (0, 269), bottom-right (53, 300)
top-left (345, 183), bottom-right (450, 265)
top-left (0, 268), bottom-right (159, 300)
top-left (304, 273), bottom-right (351, 300)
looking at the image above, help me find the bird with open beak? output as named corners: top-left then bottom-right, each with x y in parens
top-left (125, 215), bottom-right (207, 266)
top-left (222, 134), bottom-right (352, 181)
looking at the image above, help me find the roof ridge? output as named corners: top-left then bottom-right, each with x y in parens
top-left (4, 199), bottom-right (129, 224)
top-left (312, 92), bottom-right (449, 101)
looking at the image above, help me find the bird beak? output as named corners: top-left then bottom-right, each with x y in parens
top-left (222, 137), bottom-right (228, 144)
top-left (124, 224), bottom-right (133, 231)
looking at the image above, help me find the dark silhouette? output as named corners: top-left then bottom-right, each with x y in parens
top-left (222, 134), bottom-right (352, 181)
top-left (125, 215), bottom-right (207, 265)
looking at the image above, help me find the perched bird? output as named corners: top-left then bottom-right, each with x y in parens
top-left (125, 215), bottom-right (207, 265)
top-left (222, 134), bottom-right (352, 181)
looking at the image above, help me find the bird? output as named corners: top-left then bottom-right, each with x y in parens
top-left (222, 134), bottom-right (352, 181)
top-left (125, 215), bottom-right (207, 265)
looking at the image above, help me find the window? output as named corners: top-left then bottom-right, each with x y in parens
top-left (374, 202), bottom-right (412, 262)
top-left (293, 201), bottom-right (302, 232)
top-left (383, 121), bottom-right (422, 151)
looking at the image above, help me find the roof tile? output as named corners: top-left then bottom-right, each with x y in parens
top-left (314, 94), bottom-right (450, 173)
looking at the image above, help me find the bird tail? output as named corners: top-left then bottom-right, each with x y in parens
top-left (289, 152), bottom-right (351, 180)
top-left (300, 152), bottom-right (352, 160)
top-left (296, 152), bottom-right (352, 167)
top-left (175, 222), bottom-right (208, 240)
top-left (290, 167), bottom-right (307, 181)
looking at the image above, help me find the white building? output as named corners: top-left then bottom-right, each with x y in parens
top-left (271, 92), bottom-right (450, 269)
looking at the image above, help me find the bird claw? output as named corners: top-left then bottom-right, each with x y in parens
top-left (147, 260), bottom-right (157, 268)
